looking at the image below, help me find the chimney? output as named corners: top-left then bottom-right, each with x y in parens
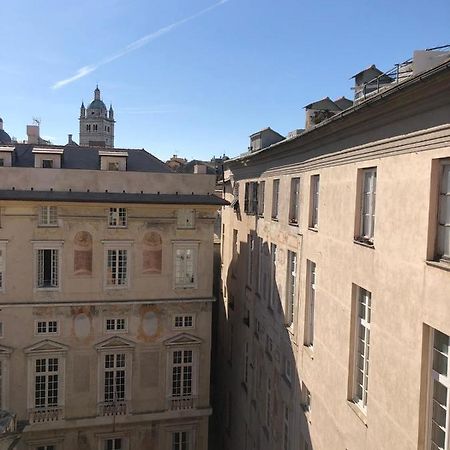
top-left (68, 134), bottom-right (74, 145)
top-left (194, 164), bottom-right (207, 174)
top-left (27, 124), bottom-right (40, 144)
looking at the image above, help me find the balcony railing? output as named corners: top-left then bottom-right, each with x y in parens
top-left (167, 395), bottom-right (197, 410)
top-left (97, 400), bottom-right (128, 416)
top-left (28, 406), bottom-right (62, 423)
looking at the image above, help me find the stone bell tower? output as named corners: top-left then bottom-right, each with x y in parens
top-left (79, 86), bottom-right (115, 147)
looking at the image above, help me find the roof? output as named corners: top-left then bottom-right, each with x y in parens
top-left (7, 144), bottom-right (172, 173)
top-left (0, 189), bottom-right (228, 206)
top-left (249, 127), bottom-right (284, 139)
top-left (304, 97), bottom-right (341, 111)
top-left (334, 96), bottom-right (353, 110)
top-left (88, 99), bottom-right (107, 110)
top-left (0, 129), bottom-right (11, 145)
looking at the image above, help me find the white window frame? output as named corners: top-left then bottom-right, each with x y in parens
top-left (0, 242), bottom-right (6, 292)
top-left (427, 328), bottom-right (450, 450)
top-left (173, 314), bottom-right (195, 330)
top-left (352, 286), bottom-right (371, 413)
top-left (304, 260), bottom-right (316, 348)
top-left (108, 208), bottom-right (127, 228)
top-left (28, 354), bottom-right (66, 420)
top-left (169, 428), bottom-right (195, 450)
top-left (173, 242), bottom-right (199, 289)
top-left (97, 433), bottom-right (130, 450)
top-left (289, 177), bottom-right (300, 225)
top-left (309, 175), bottom-right (320, 229)
top-left (285, 250), bottom-right (297, 327)
top-left (438, 162), bottom-right (450, 261)
top-left (359, 168), bottom-right (377, 242)
top-left (38, 206), bottom-right (58, 227)
top-left (103, 242), bottom-right (132, 289)
top-left (33, 241), bottom-right (63, 291)
top-left (35, 320), bottom-right (59, 336)
top-left (167, 347), bottom-right (198, 407)
top-left (104, 317), bottom-right (128, 334)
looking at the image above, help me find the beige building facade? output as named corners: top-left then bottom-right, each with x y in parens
top-left (215, 51), bottom-right (450, 450)
top-left (0, 143), bottom-right (225, 450)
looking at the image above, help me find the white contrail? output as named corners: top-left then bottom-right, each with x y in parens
top-left (52, 0), bottom-right (229, 89)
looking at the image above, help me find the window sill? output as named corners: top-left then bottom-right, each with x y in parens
top-left (38, 224), bottom-right (59, 228)
top-left (35, 286), bottom-right (60, 292)
top-left (426, 260), bottom-right (450, 272)
top-left (271, 217), bottom-right (279, 222)
top-left (288, 221), bottom-right (299, 227)
top-left (108, 226), bottom-right (128, 229)
top-left (308, 227), bottom-right (318, 233)
top-left (105, 285), bottom-right (129, 290)
top-left (303, 344), bottom-right (314, 360)
top-left (347, 401), bottom-right (368, 426)
top-left (354, 238), bottom-right (374, 249)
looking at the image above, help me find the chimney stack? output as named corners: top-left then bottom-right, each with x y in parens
top-left (194, 164), bottom-right (207, 174)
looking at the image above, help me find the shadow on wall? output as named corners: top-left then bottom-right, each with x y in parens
top-left (210, 230), bottom-right (312, 450)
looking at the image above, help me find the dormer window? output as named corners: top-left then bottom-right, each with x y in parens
top-left (0, 147), bottom-right (14, 167)
top-left (99, 151), bottom-right (128, 171)
top-left (33, 148), bottom-right (63, 169)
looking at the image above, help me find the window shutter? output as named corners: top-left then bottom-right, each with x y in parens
top-left (244, 183), bottom-right (250, 213)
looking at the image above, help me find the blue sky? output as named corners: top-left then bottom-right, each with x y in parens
top-left (1, 0), bottom-right (449, 162)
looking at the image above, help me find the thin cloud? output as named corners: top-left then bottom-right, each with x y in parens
top-left (52, 0), bottom-right (229, 90)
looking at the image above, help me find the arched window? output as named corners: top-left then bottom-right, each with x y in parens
top-left (143, 232), bottom-right (162, 274)
top-left (86, 124), bottom-right (91, 132)
top-left (74, 231), bottom-right (93, 275)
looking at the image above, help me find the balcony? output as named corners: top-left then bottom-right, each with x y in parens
top-left (97, 400), bottom-right (128, 416)
top-left (167, 395), bottom-right (197, 410)
top-left (28, 406), bottom-right (62, 423)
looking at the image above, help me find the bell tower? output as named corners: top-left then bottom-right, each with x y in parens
top-left (79, 86), bottom-right (115, 147)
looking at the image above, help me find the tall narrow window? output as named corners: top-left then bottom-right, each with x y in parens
top-left (257, 181), bottom-right (265, 217)
top-left (266, 377), bottom-right (272, 429)
top-left (352, 287), bottom-right (371, 412)
top-left (269, 243), bottom-right (277, 310)
top-left (438, 163), bottom-right (450, 261)
top-left (106, 249), bottom-right (128, 287)
top-left (35, 358), bottom-right (59, 410)
top-left (39, 206), bottom-right (58, 227)
top-left (172, 431), bottom-right (190, 450)
top-left (37, 249), bottom-right (59, 288)
top-left (304, 261), bottom-right (316, 347)
top-left (285, 251), bottom-right (297, 326)
top-left (247, 234), bottom-right (255, 287)
top-left (289, 178), bottom-right (300, 225)
top-left (0, 245), bottom-right (4, 291)
top-left (283, 405), bottom-right (290, 450)
top-left (428, 328), bottom-right (450, 450)
top-left (171, 349), bottom-right (193, 399)
top-left (243, 342), bottom-right (249, 386)
top-left (103, 438), bottom-right (124, 450)
top-left (272, 179), bottom-right (280, 220)
top-left (358, 168), bottom-right (377, 243)
top-left (108, 208), bottom-right (127, 228)
top-left (174, 244), bottom-right (197, 288)
top-left (309, 175), bottom-right (320, 229)
top-left (104, 353), bottom-right (126, 404)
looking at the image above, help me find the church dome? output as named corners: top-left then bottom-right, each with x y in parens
top-left (0, 118), bottom-right (11, 144)
top-left (88, 98), bottom-right (107, 110)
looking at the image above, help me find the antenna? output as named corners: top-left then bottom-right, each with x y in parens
top-left (32, 117), bottom-right (41, 126)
